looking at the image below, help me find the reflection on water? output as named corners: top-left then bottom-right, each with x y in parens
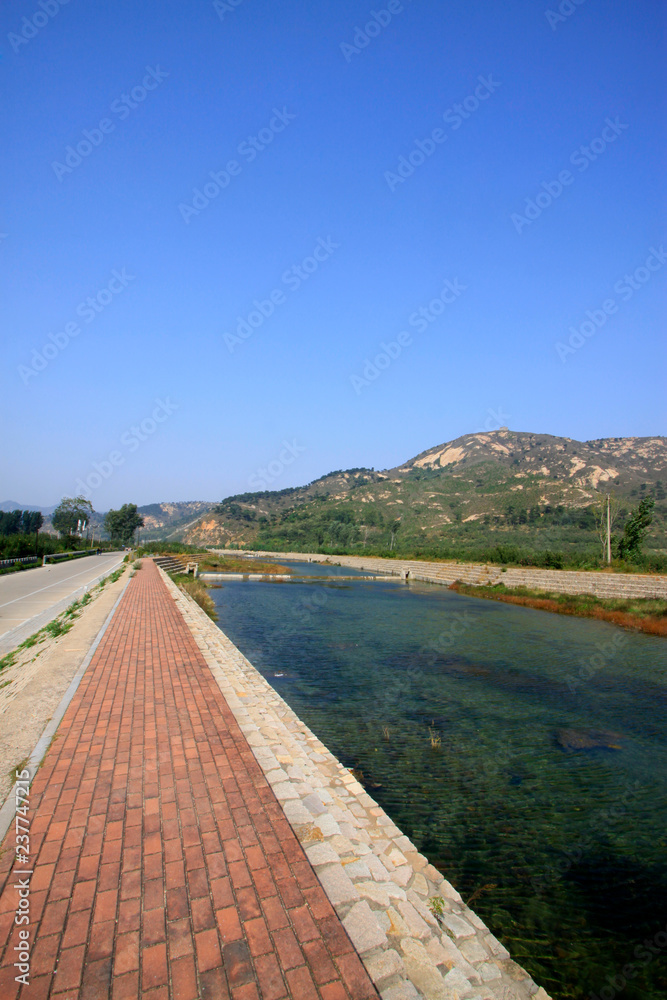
top-left (210, 565), bottom-right (667, 1000)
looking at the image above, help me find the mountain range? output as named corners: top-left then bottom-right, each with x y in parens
top-left (181, 430), bottom-right (667, 555)
top-left (7, 430), bottom-right (665, 555)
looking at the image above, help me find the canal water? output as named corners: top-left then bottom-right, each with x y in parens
top-left (209, 563), bottom-right (667, 1000)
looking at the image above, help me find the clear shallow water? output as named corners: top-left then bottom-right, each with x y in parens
top-left (210, 564), bottom-right (667, 1000)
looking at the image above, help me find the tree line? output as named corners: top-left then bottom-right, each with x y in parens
top-left (1, 497), bottom-right (146, 550)
top-left (0, 509), bottom-right (44, 537)
top-left (49, 496), bottom-right (145, 545)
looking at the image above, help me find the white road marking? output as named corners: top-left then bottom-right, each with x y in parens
top-left (0, 561), bottom-right (115, 609)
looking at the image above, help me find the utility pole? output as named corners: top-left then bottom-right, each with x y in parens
top-left (606, 494), bottom-right (611, 565)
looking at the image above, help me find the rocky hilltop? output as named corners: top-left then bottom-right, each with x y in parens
top-left (181, 430), bottom-right (667, 555)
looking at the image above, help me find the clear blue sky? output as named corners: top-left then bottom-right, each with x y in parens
top-left (1, 0), bottom-right (665, 509)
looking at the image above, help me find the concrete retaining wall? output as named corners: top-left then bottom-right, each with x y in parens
top-left (221, 550), bottom-right (667, 600)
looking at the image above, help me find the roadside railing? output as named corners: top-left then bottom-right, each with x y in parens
top-left (43, 548), bottom-right (101, 566)
top-left (0, 555), bottom-right (40, 568)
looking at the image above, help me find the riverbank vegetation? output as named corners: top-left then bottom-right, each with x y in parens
top-left (206, 487), bottom-right (667, 573)
top-left (170, 573), bottom-right (218, 621)
top-left (450, 581), bottom-right (667, 636)
top-left (134, 541), bottom-right (205, 556)
top-left (133, 543), bottom-right (292, 575)
top-left (252, 536), bottom-right (667, 574)
top-left (196, 555), bottom-right (292, 575)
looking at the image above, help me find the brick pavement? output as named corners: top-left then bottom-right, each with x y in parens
top-left (0, 560), bottom-right (379, 999)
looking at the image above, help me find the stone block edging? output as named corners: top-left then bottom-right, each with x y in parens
top-left (159, 566), bottom-right (551, 1000)
top-left (221, 549), bottom-right (667, 600)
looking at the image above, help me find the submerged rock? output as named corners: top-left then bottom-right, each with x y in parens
top-left (554, 728), bottom-right (623, 751)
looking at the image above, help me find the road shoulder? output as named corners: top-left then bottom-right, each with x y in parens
top-left (0, 567), bottom-right (129, 805)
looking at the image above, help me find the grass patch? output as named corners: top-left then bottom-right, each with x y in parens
top-left (450, 581), bottom-right (667, 635)
top-left (197, 555), bottom-right (292, 575)
top-left (44, 618), bottom-right (73, 638)
top-left (3, 583), bottom-right (101, 674)
top-left (170, 573), bottom-right (218, 621)
top-left (0, 651), bottom-right (17, 673)
top-left (97, 566), bottom-right (124, 590)
top-left (9, 757), bottom-right (28, 783)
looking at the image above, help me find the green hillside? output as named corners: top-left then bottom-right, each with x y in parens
top-left (183, 430), bottom-right (667, 569)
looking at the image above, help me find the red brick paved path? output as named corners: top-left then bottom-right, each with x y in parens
top-left (0, 561), bottom-right (378, 999)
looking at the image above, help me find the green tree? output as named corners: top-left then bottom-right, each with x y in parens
top-left (618, 495), bottom-right (654, 560)
top-left (19, 510), bottom-right (43, 535)
top-left (0, 510), bottom-right (22, 536)
top-left (104, 504), bottom-right (144, 545)
top-left (389, 519), bottom-right (401, 551)
top-left (51, 496), bottom-right (94, 537)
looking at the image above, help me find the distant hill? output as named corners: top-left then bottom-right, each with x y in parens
top-left (9, 432), bottom-right (665, 556)
top-left (0, 501), bottom-right (57, 514)
top-left (1, 500), bottom-right (216, 541)
top-left (137, 501), bottom-right (216, 540)
top-left (181, 430), bottom-right (667, 557)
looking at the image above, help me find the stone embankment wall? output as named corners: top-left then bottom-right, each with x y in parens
top-left (223, 550), bottom-right (667, 600)
top-left (162, 567), bottom-right (551, 1000)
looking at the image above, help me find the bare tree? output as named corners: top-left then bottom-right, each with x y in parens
top-left (594, 492), bottom-right (620, 564)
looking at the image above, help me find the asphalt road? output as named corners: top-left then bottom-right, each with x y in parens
top-left (0, 552), bottom-right (124, 643)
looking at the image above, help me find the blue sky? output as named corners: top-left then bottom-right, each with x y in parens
top-left (1, 0), bottom-right (665, 509)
